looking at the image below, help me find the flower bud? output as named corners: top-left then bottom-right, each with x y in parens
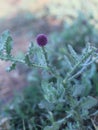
top-left (36, 34), bottom-right (48, 46)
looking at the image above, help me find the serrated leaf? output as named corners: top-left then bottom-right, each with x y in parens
top-left (37, 49), bottom-right (46, 66)
top-left (80, 96), bottom-right (98, 110)
top-left (5, 36), bottom-right (13, 55)
top-left (6, 62), bottom-right (16, 72)
top-left (42, 82), bottom-right (57, 103)
top-left (28, 41), bottom-right (34, 55)
top-left (24, 54), bottom-right (31, 66)
top-left (0, 30), bottom-right (9, 51)
top-left (64, 55), bottom-right (72, 70)
top-left (1, 30), bottom-right (13, 55)
top-left (73, 84), bottom-right (85, 97)
top-left (68, 44), bottom-right (79, 62)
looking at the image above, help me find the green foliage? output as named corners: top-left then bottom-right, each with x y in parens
top-left (4, 86), bottom-right (43, 130)
top-left (50, 13), bottom-right (98, 51)
top-left (0, 14), bottom-right (98, 130)
top-left (0, 30), bottom-right (13, 55)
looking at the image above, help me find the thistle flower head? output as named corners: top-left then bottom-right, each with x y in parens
top-left (36, 34), bottom-right (48, 47)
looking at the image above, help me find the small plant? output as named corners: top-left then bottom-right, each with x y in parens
top-left (0, 30), bottom-right (98, 130)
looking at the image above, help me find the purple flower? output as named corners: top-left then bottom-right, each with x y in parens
top-left (36, 34), bottom-right (48, 46)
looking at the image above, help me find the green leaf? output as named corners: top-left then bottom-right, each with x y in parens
top-left (0, 30), bottom-right (9, 51)
top-left (1, 30), bottom-right (13, 55)
top-left (44, 118), bottom-right (66, 130)
top-left (5, 36), bottom-right (13, 55)
top-left (80, 96), bottom-right (97, 110)
top-left (68, 44), bottom-right (79, 62)
top-left (38, 100), bottom-right (54, 111)
top-left (24, 54), bottom-right (31, 66)
top-left (81, 74), bottom-right (92, 96)
top-left (73, 84), bottom-right (85, 97)
top-left (42, 82), bottom-right (57, 103)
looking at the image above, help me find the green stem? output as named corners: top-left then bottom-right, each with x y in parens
top-left (63, 49), bottom-right (94, 84)
top-left (42, 47), bottom-right (59, 77)
top-left (42, 47), bottom-right (49, 67)
top-left (0, 54), bottom-right (48, 70)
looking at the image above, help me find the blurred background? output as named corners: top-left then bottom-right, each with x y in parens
top-left (0, 0), bottom-right (98, 105)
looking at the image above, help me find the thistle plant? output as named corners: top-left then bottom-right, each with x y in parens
top-left (0, 30), bottom-right (98, 130)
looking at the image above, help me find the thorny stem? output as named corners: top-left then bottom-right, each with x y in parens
top-left (42, 47), bottom-right (59, 77)
top-left (68, 55), bottom-right (98, 81)
top-left (63, 48), bottom-right (95, 84)
top-left (0, 54), bottom-right (49, 70)
top-left (68, 57), bottom-right (91, 81)
top-left (42, 47), bottom-right (49, 67)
